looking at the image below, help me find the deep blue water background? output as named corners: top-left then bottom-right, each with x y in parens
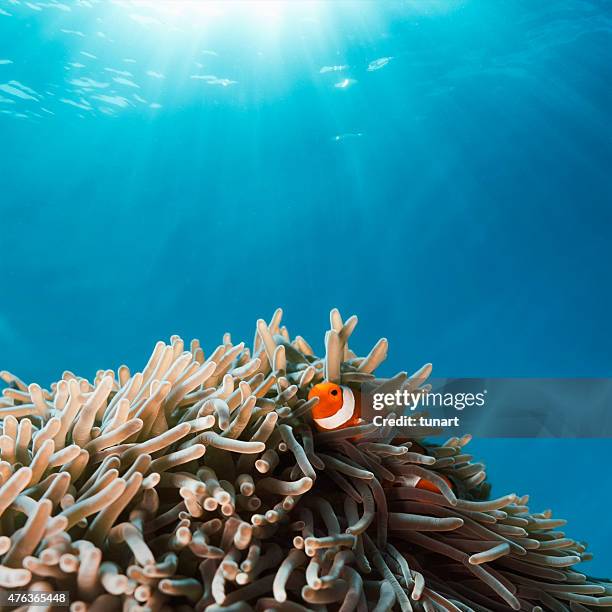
top-left (1, 1), bottom-right (611, 574)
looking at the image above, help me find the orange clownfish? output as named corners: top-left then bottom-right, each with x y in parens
top-left (308, 382), bottom-right (361, 431)
top-left (415, 473), bottom-right (454, 494)
top-left (408, 442), bottom-right (455, 495)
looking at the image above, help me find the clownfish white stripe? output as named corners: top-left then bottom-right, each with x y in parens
top-left (313, 386), bottom-right (355, 430)
top-left (401, 475), bottom-right (421, 487)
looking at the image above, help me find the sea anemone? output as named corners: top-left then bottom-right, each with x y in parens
top-left (0, 309), bottom-right (609, 611)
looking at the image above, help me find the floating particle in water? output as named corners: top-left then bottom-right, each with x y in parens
top-left (45, 1), bottom-right (71, 11)
top-left (4, 110), bottom-right (28, 118)
top-left (92, 94), bottom-right (131, 108)
top-left (0, 80), bottom-right (40, 101)
top-left (61, 28), bottom-right (85, 37)
top-left (80, 51), bottom-right (97, 59)
top-left (334, 78), bottom-right (357, 89)
top-left (0, 8), bottom-right (12, 16)
top-left (190, 74), bottom-right (237, 87)
top-left (201, 49), bottom-right (218, 56)
top-left (320, 64), bottom-right (349, 74)
top-left (113, 76), bottom-right (140, 89)
top-left (149, 102), bottom-right (162, 109)
top-left (0, 59), bottom-right (13, 65)
top-left (105, 68), bottom-right (132, 77)
top-left (210, 77), bottom-right (236, 87)
top-left (123, 58), bottom-right (137, 64)
top-left (67, 62), bottom-right (85, 69)
top-left (146, 70), bottom-right (165, 79)
top-left (367, 56), bottom-right (393, 71)
top-left (69, 77), bottom-right (108, 89)
top-left (333, 132), bottom-right (364, 142)
top-left (60, 97), bottom-right (92, 111)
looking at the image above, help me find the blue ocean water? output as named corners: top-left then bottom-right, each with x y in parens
top-left (1, 0), bottom-right (611, 574)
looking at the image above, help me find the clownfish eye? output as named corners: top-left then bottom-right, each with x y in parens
top-left (330, 389), bottom-right (338, 396)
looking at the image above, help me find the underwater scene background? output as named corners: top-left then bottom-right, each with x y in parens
top-left (1, 0), bottom-right (611, 576)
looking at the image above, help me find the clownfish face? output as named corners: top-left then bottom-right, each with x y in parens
top-left (308, 381), bottom-right (360, 431)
